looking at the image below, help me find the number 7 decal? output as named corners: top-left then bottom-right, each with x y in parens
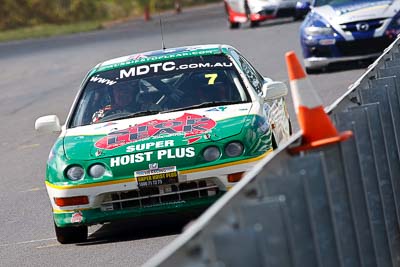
top-left (205, 74), bottom-right (218, 85)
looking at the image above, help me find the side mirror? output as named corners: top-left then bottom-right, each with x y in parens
top-left (35, 115), bottom-right (61, 133)
top-left (262, 81), bottom-right (288, 100)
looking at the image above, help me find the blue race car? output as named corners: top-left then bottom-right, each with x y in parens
top-left (300, 0), bottom-right (400, 73)
top-left (295, 0), bottom-right (311, 20)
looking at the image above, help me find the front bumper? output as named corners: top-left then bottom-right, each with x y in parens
top-left (304, 53), bottom-right (381, 69)
top-left (302, 36), bottom-right (393, 69)
top-left (53, 192), bottom-right (223, 227)
top-left (47, 153), bottom-right (269, 227)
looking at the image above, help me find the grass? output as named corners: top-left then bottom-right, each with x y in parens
top-left (0, 21), bottom-right (104, 42)
top-left (0, 1), bottom-right (220, 43)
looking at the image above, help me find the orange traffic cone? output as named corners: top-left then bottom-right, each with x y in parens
top-left (144, 4), bottom-right (151, 21)
top-left (285, 51), bottom-right (352, 153)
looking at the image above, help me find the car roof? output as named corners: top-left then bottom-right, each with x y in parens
top-left (91, 44), bottom-right (233, 75)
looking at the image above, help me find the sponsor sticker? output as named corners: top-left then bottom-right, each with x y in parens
top-left (90, 75), bottom-right (117, 86)
top-left (135, 166), bottom-right (178, 188)
top-left (118, 61), bottom-right (232, 80)
top-left (95, 113), bottom-right (216, 150)
top-left (71, 211), bottom-right (83, 224)
top-left (110, 147), bottom-right (195, 167)
top-left (206, 106), bottom-right (227, 112)
top-left (97, 49), bottom-right (221, 72)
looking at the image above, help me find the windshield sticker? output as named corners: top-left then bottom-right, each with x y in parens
top-left (205, 73), bottom-right (218, 84)
top-left (90, 75), bottom-right (117, 86)
top-left (118, 61), bottom-right (232, 80)
top-left (97, 48), bottom-right (221, 72)
top-left (95, 113), bottom-right (216, 150)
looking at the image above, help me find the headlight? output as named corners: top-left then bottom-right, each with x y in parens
top-left (203, 146), bottom-right (221, 162)
top-left (304, 26), bottom-right (333, 36)
top-left (65, 165), bottom-right (85, 181)
top-left (225, 142), bottom-right (244, 157)
top-left (88, 164), bottom-right (106, 178)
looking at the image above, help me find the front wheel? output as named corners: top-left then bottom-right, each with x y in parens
top-left (305, 67), bottom-right (323, 75)
top-left (250, 21), bottom-right (260, 28)
top-left (229, 22), bottom-right (240, 29)
top-left (54, 222), bottom-right (88, 244)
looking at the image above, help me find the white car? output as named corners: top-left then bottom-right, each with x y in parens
top-left (225, 0), bottom-right (299, 28)
top-left (35, 44), bottom-right (291, 244)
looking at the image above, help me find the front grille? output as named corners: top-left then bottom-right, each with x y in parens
top-left (341, 19), bottom-right (384, 32)
top-left (100, 179), bottom-right (219, 211)
top-left (309, 46), bottom-right (332, 58)
top-left (336, 37), bottom-right (392, 57)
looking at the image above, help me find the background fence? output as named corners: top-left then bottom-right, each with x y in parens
top-left (144, 36), bottom-right (400, 267)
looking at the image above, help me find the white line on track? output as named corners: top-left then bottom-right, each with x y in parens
top-left (36, 243), bottom-right (60, 249)
top-left (19, 187), bottom-right (44, 193)
top-left (0, 232), bottom-right (95, 247)
top-left (17, 144), bottom-right (40, 150)
top-left (0, 237), bottom-right (56, 247)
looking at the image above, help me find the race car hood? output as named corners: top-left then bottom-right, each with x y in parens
top-left (63, 103), bottom-right (253, 160)
top-left (314, 0), bottom-right (398, 25)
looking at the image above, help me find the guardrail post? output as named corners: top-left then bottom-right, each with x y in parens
top-left (144, 2), bottom-right (151, 21)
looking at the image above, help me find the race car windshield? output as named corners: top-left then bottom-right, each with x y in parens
top-left (313, 0), bottom-right (392, 7)
top-left (69, 55), bottom-right (249, 127)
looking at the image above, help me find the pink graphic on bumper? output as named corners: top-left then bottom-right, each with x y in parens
top-left (95, 113), bottom-right (216, 150)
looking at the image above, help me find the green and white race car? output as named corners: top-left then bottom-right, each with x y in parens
top-left (35, 44), bottom-right (291, 243)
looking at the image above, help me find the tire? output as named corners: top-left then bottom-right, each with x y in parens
top-left (244, 0), bottom-right (259, 28)
top-left (305, 67), bottom-right (322, 74)
top-left (54, 222), bottom-right (88, 244)
top-left (224, 2), bottom-right (240, 29)
top-left (229, 22), bottom-right (240, 29)
top-left (250, 21), bottom-right (260, 28)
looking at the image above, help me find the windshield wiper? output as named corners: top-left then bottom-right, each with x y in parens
top-left (160, 100), bottom-right (246, 114)
top-left (101, 110), bottom-right (161, 122)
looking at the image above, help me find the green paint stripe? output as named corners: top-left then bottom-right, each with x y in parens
top-left (53, 193), bottom-right (223, 227)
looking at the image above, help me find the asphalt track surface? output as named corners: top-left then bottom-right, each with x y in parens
top-left (0, 3), bottom-right (367, 266)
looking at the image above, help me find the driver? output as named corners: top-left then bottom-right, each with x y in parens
top-left (92, 81), bottom-right (140, 123)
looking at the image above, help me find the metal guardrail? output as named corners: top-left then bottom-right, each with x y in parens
top-left (144, 35), bottom-right (400, 267)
